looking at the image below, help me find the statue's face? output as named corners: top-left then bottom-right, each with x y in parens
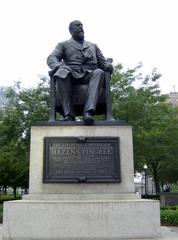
top-left (70, 21), bottom-right (84, 41)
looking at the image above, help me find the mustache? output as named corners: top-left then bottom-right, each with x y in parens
top-left (78, 28), bottom-right (84, 33)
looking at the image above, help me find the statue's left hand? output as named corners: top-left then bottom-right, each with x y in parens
top-left (105, 63), bottom-right (113, 73)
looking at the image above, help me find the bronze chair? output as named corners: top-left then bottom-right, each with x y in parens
top-left (49, 58), bottom-right (114, 121)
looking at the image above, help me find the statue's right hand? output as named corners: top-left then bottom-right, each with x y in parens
top-left (49, 65), bottom-right (60, 77)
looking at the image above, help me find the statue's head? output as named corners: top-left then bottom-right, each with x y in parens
top-left (69, 20), bottom-right (84, 41)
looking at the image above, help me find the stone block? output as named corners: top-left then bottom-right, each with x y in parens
top-left (28, 123), bottom-right (135, 195)
top-left (3, 199), bottom-right (160, 240)
top-left (2, 122), bottom-right (161, 239)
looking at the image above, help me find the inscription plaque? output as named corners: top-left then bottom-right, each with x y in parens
top-left (43, 137), bottom-right (120, 183)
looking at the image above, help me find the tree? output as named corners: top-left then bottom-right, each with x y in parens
top-left (0, 76), bottom-right (50, 197)
top-left (111, 64), bottom-right (178, 193)
top-left (1, 66), bottom-right (178, 196)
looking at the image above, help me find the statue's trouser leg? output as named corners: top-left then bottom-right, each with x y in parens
top-left (83, 69), bottom-right (104, 113)
top-left (55, 75), bottom-right (74, 117)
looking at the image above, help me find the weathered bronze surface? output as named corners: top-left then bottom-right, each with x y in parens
top-left (47, 20), bottom-right (114, 123)
top-left (43, 137), bottom-right (120, 183)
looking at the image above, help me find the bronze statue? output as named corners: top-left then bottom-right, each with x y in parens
top-left (47, 20), bottom-right (113, 124)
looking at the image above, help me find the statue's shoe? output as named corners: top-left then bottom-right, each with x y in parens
top-left (63, 115), bottom-right (75, 121)
top-left (83, 112), bottom-right (94, 125)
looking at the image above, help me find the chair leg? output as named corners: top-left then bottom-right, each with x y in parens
top-left (49, 76), bottom-right (56, 122)
top-left (105, 72), bottom-right (115, 121)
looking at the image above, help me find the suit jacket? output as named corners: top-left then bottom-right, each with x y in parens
top-left (47, 38), bottom-right (108, 79)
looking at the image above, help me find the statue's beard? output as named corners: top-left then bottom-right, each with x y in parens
top-left (72, 31), bottom-right (84, 42)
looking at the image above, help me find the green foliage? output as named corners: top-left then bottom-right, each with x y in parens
top-left (0, 76), bottom-right (50, 195)
top-left (170, 184), bottom-right (178, 193)
top-left (161, 206), bottom-right (178, 225)
top-left (111, 63), bottom-right (178, 193)
top-left (1, 65), bottom-right (178, 196)
top-left (0, 194), bottom-right (21, 202)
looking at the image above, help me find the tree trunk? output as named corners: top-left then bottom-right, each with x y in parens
top-left (4, 186), bottom-right (7, 195)
top-left (152, 161), bottom-right (160, 194)
top-left (13, 186), bottom-right (17, 199)
top-left (25, 188), bottom-right (28, 194)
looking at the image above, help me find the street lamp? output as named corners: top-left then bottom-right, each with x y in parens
top-left (143, 164), bottom-right (148, 197)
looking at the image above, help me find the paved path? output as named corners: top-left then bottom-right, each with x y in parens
top-left (0, 224), bottom-right (178, 240)
top-left (159, 226), bottom-right (178, 239)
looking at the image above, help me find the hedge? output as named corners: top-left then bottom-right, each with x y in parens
top-left (161, 205), bottom-right (178, 225)
top-left (0, 194), bottom-right (21, 203)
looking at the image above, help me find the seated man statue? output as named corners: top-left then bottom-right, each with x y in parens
top-left (47, 20), bottom-right (113, 124)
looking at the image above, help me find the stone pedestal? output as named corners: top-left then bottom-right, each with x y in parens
top-left (3, 121), bottom-right (160, 240)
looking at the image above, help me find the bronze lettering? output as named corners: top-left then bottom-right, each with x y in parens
top-left (44, 137), bottom-right (120, 183)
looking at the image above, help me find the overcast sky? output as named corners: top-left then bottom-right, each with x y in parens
top-left (0, 0), bottom-right (178, 93)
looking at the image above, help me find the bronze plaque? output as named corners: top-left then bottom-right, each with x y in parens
top-left (43, 137), bottom-right (120, 183)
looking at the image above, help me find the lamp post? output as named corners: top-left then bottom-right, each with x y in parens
top-left (143, 164), bottom-right (148, 197)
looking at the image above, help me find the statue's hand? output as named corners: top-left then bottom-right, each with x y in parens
top-left (105, 63), bottom-right (113, 73)
top-left (49, 65), bottom-right (60, 77)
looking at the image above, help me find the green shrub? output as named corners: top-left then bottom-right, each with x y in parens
top-left (161, 205), bottom-right (178, 211)
top-left (0, 194), bottom-right (21, 203)
top-left (161, 206), bottom-right (178, 225)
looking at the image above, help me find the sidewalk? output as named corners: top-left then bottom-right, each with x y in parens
top-left (158, 226), bottom-right (178, 239)
top-left (0, 224), bottom-right (178, 240)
